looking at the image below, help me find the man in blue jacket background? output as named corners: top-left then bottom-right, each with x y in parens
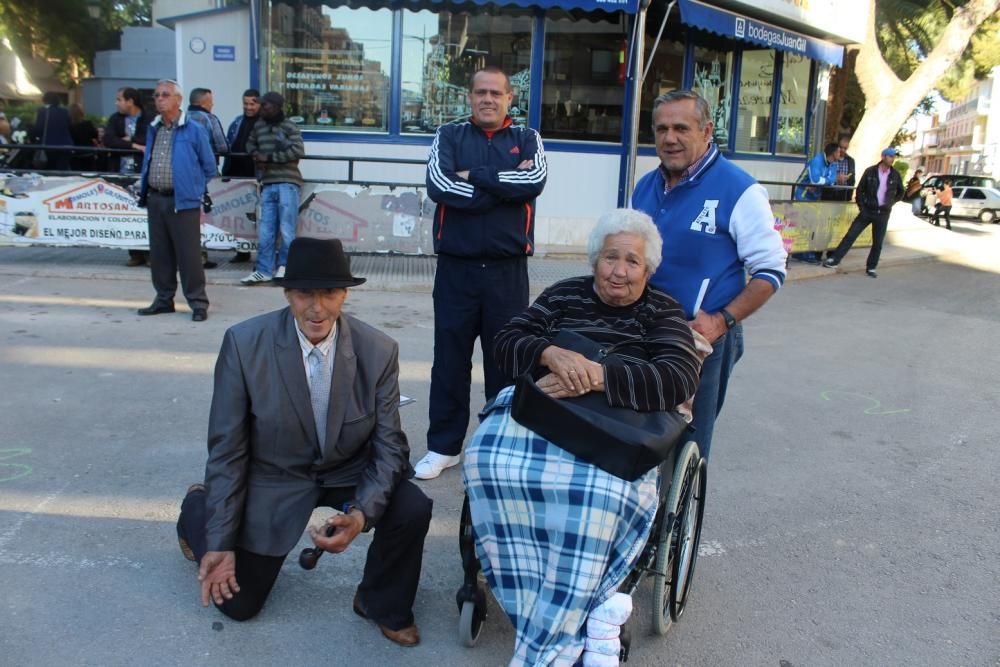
top-left (416, 66), bottom-right (548, 480)
top-left (136, 79), bottom-right (217, 322)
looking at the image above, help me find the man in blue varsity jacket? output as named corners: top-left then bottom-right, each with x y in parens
top-left (416, 66), bottom-right (548, 480)
top-left (632, 90), bottom-right (786, 460)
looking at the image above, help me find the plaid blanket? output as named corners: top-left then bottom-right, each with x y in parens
top-left (463, 386), bottom-right (658, 666)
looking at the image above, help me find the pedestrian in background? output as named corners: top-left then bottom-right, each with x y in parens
top-left (186, 88), bottom-right (229, 159)
top-left (240, 91), bottom-right (304, 285)
top-left (222, 88), bottom-right (260, 180)
top-left (794, 142), bottom-right (841, 202)
top-left (932, 179), bottom-right (953, 230)
top-left (68, 103), bottom-right (99, 172)
top-left (905, 168), bottom-right (925, 216)
top-left (824, 132), bottom-right (856, 202)
top-left (135, 79), bottom-right (217, 321)
top-left (104, 86), bottom-right (151, 267)
top-left (222, 88), bottom-right (261, 264)
top-left (31, 91), bottom-right (73, 170)
top-left (186, 87), bottom-right (229, 270)
top-left (824, 147), bottom-right (905, 278)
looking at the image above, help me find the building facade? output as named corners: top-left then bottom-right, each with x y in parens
top-left (907, 65), bottom-right (1000, 180)
top-left (157, 0), bottom-right (867, 252)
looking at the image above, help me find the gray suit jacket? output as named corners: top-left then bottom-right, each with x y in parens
top-left (203, 307), bottom-right (411, 556)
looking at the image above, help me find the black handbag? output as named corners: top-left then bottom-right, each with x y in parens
top-left (511, 330), bottom-right (690, 481)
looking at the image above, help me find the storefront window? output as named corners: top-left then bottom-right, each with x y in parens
top-left (735, 49), bottom-right (775, 153)
top-left (542, 12), bottom-right (629, 142)
top-left (692, 45), bottom-right (735, 148)
top-left (266, 2), bottom-right (392, 132)
top-left (775, 53), bottom-right (810, 155)
top-left (401, 10), bottom-right (533, 134)
top-left (637, 37), bottom-right (685, 144)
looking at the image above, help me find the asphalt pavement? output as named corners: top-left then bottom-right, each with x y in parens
top-left (1, 206), bottom-right (997, 666)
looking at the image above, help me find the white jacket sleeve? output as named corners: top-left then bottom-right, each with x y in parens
top-left (730, 183), bottom-right (787, 291)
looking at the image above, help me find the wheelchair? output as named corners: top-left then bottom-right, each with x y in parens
top-left (456, 437), bottom-right (707, 658)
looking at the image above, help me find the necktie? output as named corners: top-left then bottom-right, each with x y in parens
top-left (308, 347), bottom-right (332, 453)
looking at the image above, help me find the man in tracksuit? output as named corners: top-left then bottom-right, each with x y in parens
top-left (632, 90), bottom-right (787, 460)
top-left (136, 79), bottom-right (217, 322)
top-left (415, 66), bottom-right (548, 480)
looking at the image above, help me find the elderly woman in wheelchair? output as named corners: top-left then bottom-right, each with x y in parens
top-left (461, 209), bottom-right (708, 666)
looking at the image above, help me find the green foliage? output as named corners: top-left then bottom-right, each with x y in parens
top-left (0, 0), bottom-right (151, 86)
top-left (2, 100), bottom-right (40, 129)
top-left (875, 0), bottom-right (1000, 102)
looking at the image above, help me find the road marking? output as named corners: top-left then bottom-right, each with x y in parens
top-left (0, 550), bottom-right (144, 570)
top-left (820, 390), bottom-right (911, 415)
top-left (0, 448), bottom-right (32, 483)
top-left (698, 540), bottom-right (726, 557)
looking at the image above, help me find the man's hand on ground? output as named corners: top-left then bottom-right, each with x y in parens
top-left (198, 550), bottom-right (239, 607)
top-left (309, 510), bottom-right (365, 554)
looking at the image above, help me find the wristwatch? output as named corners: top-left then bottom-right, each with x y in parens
top-left (720, 308), bottom-right (737, 330)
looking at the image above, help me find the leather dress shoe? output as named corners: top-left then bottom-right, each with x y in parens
top-left (192, 309), bottom-right (208, 322)
top-left (352, 592), bottom-right (420, 646)
top-left (137, 302), bottom-right (174, 316)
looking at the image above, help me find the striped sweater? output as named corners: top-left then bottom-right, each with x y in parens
top-left (245, 118), bottom-right (304, 186)
top-left (493, 276), bottom-right (701, 412)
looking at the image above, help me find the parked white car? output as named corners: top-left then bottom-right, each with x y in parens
top-left (920, 174), bottom-right (996, 214)
top-left (946, 186), bottom-right (1000, 223)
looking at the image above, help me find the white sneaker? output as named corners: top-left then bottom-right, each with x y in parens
top-left (275, 265), bottom-right (286, 279)
top-left (413, 451), bottom-right (461, 480)
top-left (240, 271), bottom-right (272, 285)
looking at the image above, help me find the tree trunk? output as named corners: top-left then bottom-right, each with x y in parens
top-left (826, 49), bottom-right (859, 144)
top-left (851, 0), bottom-right (1000, 172)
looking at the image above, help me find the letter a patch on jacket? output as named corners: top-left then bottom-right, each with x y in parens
top-left (690, 200), bottom-right (719, 234)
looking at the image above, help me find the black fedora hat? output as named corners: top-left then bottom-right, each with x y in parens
top-left (275, 237), bottom-right (366, 289)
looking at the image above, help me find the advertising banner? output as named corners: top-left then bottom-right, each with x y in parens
top-left (0, 174), bottom-right (432, 254)
top-left (773, 201), bottom-right (871, 253)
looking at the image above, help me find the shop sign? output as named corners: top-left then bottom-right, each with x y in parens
top-left (213, 45), bottom-right (236, 61)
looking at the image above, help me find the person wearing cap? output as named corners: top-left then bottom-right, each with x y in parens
top-left (240, 91), bottom-right (305, 285)
top-left (824, 147), bottom-right (905, 278)
top-left (175, 237), bottom-right (432, 645)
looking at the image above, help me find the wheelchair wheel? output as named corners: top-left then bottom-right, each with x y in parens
top-left (459, 599), bottom-right (486, 647)
top-left (670, 455), bottom-right (706, 622)
top-left (651, 440), bottom-right (702, 635)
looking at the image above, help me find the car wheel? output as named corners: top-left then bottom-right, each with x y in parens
top-left (979, 209), bottom-right (996, 224)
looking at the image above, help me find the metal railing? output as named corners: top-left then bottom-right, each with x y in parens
top-left (0, 143), bottom-right (426, 188)
top-left (3, 144), bottom-right (865, 199)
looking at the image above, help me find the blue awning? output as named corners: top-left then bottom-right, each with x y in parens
top-left (310, 0), bottom-right (639, 13)
top-left (678, 0), bottom-right (843, 67)
top-left (473, 0), bottom-right (639, 11)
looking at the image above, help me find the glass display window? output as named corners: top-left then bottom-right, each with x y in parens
top-left (691, 45), bottom-right (735, 148)
top-left (735, 48), bottom-right (775, 153)
top-left (266, 1), bottom-right (393, 132)
top-left (636, 36), bottom-right (685, 145)
top-left (541, 11), bottom-right (630, 143)
top-left (775, 53), bottom-right (810, 156)
top-left (401, 9), bottom-right (534, 134)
